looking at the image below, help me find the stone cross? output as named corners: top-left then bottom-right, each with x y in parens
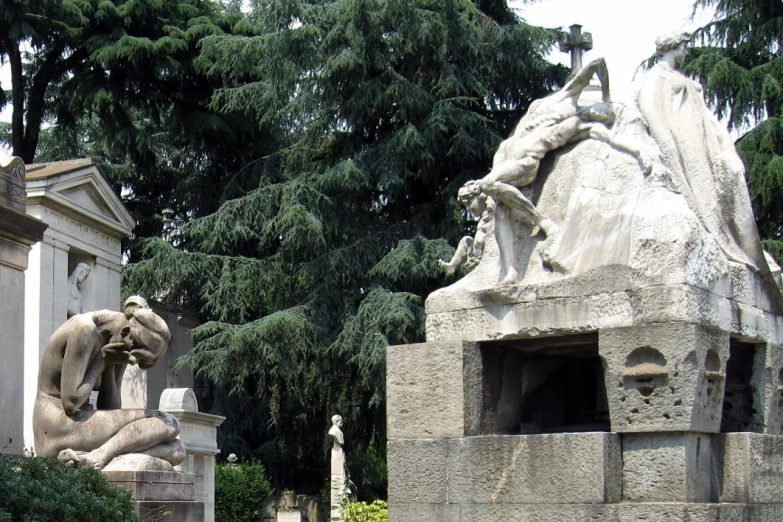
top-left (559, 24), bottom-right (593, 74)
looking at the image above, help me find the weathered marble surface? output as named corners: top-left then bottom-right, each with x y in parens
top-left (429, 37), bottom-right (782, 342)
top-left (33, 297), bottom-right (186, 470)
top-left (0, 156), bottom-right (27, 211)
top-left (428, 96), bottom-right (783, 343)
top-left (0, 157), bottom-right (47, 455)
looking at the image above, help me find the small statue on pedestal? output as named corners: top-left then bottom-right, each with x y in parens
top-left (328, 414), bottom-right (352, 522)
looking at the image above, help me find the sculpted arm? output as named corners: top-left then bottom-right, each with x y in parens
top-left (96, 364), bottom-right (125, 410)
top-left (586, 123), bottom-right (651, 172)
top-left (564, 57), bottom-right (610, 102)
top-left (59, 323), bottom-right (106, 415)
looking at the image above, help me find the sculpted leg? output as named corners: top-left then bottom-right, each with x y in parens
top-left (439, 236), bottom-right (473, 275)
top-left (139, 439), bottom-right (187, 465)
top-left (59, 412), bottom-right (180, 469)
top-left (480, 158), bottom-right (557, 236)
top-left (495, 205), bottom-right (519, 284)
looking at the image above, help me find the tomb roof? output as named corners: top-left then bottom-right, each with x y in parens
top-left (26, 158), bottom-right (95, 180)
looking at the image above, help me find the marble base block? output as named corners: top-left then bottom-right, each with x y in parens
top-left (104, 470), bottom-right (205, 522)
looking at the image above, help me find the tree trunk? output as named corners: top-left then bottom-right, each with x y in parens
top-left (6, 40), bottom-right (29, 162)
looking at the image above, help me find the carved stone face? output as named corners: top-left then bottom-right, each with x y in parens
top-left (466, 194), bottom-right (487, 218)
top-left (457, 180), bottom-right (484, 217)
top-left (671, 42), bottom-right (688, 65)
top-left (586, 102), bottom-right (616, 127)
top-left (76, 268), bottom-right (90, 283)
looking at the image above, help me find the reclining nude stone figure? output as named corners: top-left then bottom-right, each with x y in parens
top-left (33, 296), bottom-right (186, 469)
top-left (479, 56), bottom-right (652, 284)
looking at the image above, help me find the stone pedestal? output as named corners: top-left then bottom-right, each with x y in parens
top-left (388, 270), bottom-right (783, 520)
top-left (0, 157), bottom-right (47, 455)
top-left (160, 388), bottom-right (225, 522)
top-left (104, 470), bottom-right (205, 522)
top-left (330, 446), bottom-right (346, 521)
top-left (388, 336), bottom-right (783, 521)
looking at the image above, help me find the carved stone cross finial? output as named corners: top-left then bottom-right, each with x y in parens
top-left (559, 24), bottom-right (593, 74)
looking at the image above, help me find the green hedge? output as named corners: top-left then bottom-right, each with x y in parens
top-left (215, 461), bottom-right (273, 522)
top-left (0, 455), bottom-right (138, 521)
top-left (344, 500), bottom-right (388, 522)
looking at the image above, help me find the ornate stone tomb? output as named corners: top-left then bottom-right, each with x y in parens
top-left (390, 36), bottom-right (783, 521)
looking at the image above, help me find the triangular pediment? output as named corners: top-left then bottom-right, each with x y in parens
top-left (58, 184), bottom-right (121, 223)
top-left (25, 159), bottom-right (135, 236)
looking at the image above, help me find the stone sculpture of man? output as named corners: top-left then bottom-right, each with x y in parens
top-left (33, 296), bottom-right (186, 469)
top-left (67, 262), bottom-right (92, 317)
top-left (478, 57), bottom-right (651, 284)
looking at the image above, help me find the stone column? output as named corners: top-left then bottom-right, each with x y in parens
top-left (0, 157), bottom-right (47, 455)
top-left (23, 236), bottom-right (69, 450)
top-left (330, 445), bottom-right (346, 521)
top-left (51, 239), bottom-right (70, 324)
top-left (90, 255), bottom-right (123, 310)
top-left (103, 256), bottom-right (123, 310)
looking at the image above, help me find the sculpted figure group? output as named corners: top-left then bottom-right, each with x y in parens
top-left (442, 33), bottom-right (754, 285)
top-left (34, 295), bottom-right (185, 470)
top-left (442, 56), bottom-right (652, 283)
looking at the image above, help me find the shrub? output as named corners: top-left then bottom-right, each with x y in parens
top-left (215, 461), bottom-right (273, 522)
top-left (343, 500), bottom-right (388, 522)
top-left (0, 455), bottom-right (139, 522)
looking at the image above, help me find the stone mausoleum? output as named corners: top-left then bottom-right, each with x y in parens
top-left (387, 42), bottom-right (783, 520)
top-left (22, 158), bottom-right (137, 451)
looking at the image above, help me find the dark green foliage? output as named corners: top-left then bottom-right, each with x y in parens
top-left (123, 0), bottom-right (566, 495)
top-left (0, 455), bottom-right (139, 522)
top-left (215, 461), bottom-right (273, 522)
top-left (683, 0), bottom-right (783, 255)
top-left (0, 0), bottom-right (266, 257)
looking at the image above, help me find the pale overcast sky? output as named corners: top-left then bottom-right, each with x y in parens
top-left (512, 0), bottom-right (715, 100)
